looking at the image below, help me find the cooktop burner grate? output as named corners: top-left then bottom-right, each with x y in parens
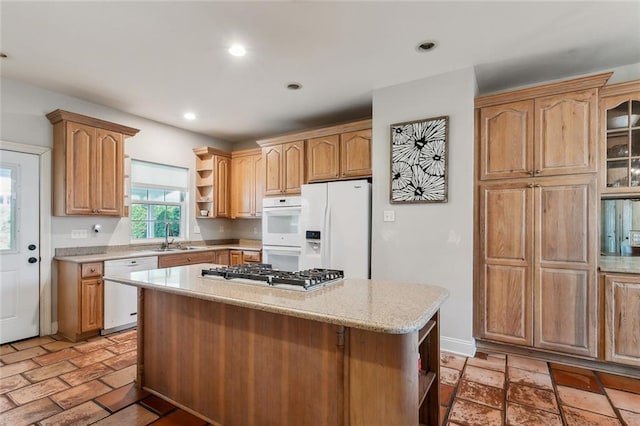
top-left (201, 265), bottom-right (344, 290)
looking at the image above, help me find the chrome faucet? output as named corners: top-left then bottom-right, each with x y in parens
top-left (162, 222), bottom-right (174, 249)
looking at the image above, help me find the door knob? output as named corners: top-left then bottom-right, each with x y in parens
top-left (28, 257), bottom-right (38, 264)
top-left (28, 244), bottom-right (37, 251)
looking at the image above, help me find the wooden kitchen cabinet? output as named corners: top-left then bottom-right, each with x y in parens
top-left (262, 141), bottom-right (305, 195)
top-left (231, 148), bottom-right (263, 218)
top-left (157, 250), bottom-right (215, 268)
top-left (229, 250), bottom-right (243, 266)
top-left (477, 175), bottom-right (598, 357)
top-left (474, 73), bottom-right (609, 359)
top-left (57, 260), bottom-right (104, 341)
top-left (306, 128), bottom-right (372, 182)
top-left (477, 73), bottom-right (609, 181)
top-left (47, 109), bottom-right (139, 216)
top-left (603, 273), bottom-right (640, 367)
top-left (599, 80), bottom-right (640, 194)
top-left (242, 250), bottom-right (261, 263)
top-left (214, 249), bottom-right (230, 265)
top-left (193, 147), bottom-right (231, 218)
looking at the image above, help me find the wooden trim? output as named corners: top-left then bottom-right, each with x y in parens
top-left (600, 79), bottom-right (640, 98)
top-left (193, 146), bottom-right (231, 158)
top-left (256, 118), bottom-right (372, 147)
top-left (231, 147), bottom-right (261, 158)
top-left (45, 109), bottom-right (140, 136)
top-left (475, 72), bottom-right (612, 108)
top-left (476, 338), bottom-right (640, 379)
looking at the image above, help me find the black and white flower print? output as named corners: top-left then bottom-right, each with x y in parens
top-left (390, 117), bottom-right (447, 202)
top-left (391, 161), bottom-right (412, 191)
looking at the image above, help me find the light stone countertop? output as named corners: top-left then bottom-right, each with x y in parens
top-left (104, 263), bottom-right (449, 334)
top-left (55, 242), bottom-right (262, 263)
top-left (599, 255), bottom-right (640, 274)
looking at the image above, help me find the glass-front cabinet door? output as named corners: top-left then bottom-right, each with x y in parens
top-left (601, 81), bottom-right (640, 194)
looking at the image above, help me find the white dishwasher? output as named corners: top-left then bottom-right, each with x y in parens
top-left (102, 256), bottom-right (158, 335)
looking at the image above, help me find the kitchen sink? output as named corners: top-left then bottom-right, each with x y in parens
top-left (151, 247), bottom-right (200, 252)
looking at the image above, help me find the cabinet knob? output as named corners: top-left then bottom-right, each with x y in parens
top-left (528, 183), bottom-right (534, 188)
top-left (528, 171), bottom-right (535, 176)
top-left (90, 268), bottom-right (96, 272)
top-left (534, 170), bottom-right (541, 175)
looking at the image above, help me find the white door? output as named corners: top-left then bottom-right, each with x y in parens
top-left (0, 150), bottom-right (40, 344)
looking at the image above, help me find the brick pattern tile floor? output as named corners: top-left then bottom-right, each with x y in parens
top-left (2, 330), bottom-right (639, 425)
top-left (440, 351), bottom-right (640, 426)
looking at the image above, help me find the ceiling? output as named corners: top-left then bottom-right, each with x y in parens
top-left (1, 1), bottom-right (639, 143)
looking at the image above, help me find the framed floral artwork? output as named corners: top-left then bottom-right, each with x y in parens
top-left (390, 115), bottom-right (448, 203)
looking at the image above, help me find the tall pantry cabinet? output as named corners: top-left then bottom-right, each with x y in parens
top-left (474, 73), bottom-right (611, 357)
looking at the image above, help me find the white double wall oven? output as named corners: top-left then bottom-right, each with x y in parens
top-left (262, 197), bottom-right (302, 272)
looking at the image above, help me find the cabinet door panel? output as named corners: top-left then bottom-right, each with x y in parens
top-left (538, 184), bottom-right (588, 263)
top-left (605, 275), bottom-right (640, 366)
top-left (81, 278), bottom-right (103, 333)
top-left (534, 176), bottom-right (597, 357)
top-left (535, 89), bottom-right (596, 175)
top-left (340, 129), bottom-right (372, 179)
top-left (478, 183), bottom-right (532, 345)
top-left (66, 122), bottom-right (94, 215)
top-left (263, 146), bottom-right (283, 196)
top-left (535, 268), bottom-right (594, 356)
top-left (215, 156), bottom-right (230, 218)
top-left (254, 154), bottom-right (263, 216)
top-left (483, 265), bottom-right (531, 345)
top-left (231, 156), bottom-right (253, 218)
top-left (307, 135), bottom-right (340, 182)
top-left (95, 129), bottom-right (123, 216)
top-left (283, 141), bottom-right (304, 194)
top-left (479, 101), bottom-right (533, 180)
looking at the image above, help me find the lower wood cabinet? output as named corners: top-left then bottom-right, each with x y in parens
top-left (603, 273), bottom-right (640, 367)
top-left (476, 175), bottom-right (598, 357)
top-left (214, 249), bottom-right (230, 265)
top-left (58, 261), bottom-right (104, 341)
top-left (230, 250), bottom-right (243, 266)
top-left (229, 249), bottom-right (261, 265)
top-left (157, 250), bottom-right (215, 268)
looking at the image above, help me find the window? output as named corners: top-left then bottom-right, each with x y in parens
top-left (130, 160), bottom-right (188, 241)
top-left (0, 165), bottom-right (16, 251)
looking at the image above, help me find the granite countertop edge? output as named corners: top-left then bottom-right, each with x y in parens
top-left (104, 271), bottom-right (449, 334)
top-left (599, 255), bottom-right (640, 274)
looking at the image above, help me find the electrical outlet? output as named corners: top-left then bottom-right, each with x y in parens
top-left (219, 225), bottom-right (224, 232)
top-left (193, 225), bottom-right (201, 234)
top-left (253, 227), bottom-right (258, 234)
top-left (71, 229), bottom-right (88, 239)
top-left (383, 210), bottom-right (395, 222)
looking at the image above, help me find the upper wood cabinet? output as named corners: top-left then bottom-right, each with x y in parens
top-left (258, 119), bottom-right (371, 196)
top-left (599, 80), bottom-right (640, 195)
top-left (262, 141), bottom-right (305, 196)
top-left (476, 73), bottom-right (610, 180)
top-left (231, 148), bottom-right (263, 218)
top-left (193, 147), bottom-right (231, 218)
top-left (47, 110), bottom-right (139, 216)
top-left (603, 273), bottom-right (640, 367)
top-left (306, 128), bottom-right (372, 182)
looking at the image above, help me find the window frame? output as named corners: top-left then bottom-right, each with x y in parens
top-left (129, 160), bottom-right (189, 244)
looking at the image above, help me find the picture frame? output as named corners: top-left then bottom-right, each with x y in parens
top-left (390, 115), bottom-right (449, 203)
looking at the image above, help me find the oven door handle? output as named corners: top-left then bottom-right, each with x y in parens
top-left (263, 206), bottom-right (301, 215)
top-left (262, 245), bottom-right (302, 254)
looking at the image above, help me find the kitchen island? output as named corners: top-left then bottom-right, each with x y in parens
top-left (104, 264), bottom-right (449, 425)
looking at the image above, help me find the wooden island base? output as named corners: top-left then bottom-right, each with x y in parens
top-left (137, 288), bottom-right (440, 425)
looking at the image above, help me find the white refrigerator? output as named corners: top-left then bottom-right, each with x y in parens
top-left (299, 180), bottom-right (371, 278)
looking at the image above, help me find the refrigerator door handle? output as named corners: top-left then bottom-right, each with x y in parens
top-left (324, 204), bottom-right (331, 268)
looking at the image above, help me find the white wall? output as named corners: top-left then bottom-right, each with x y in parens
top-left (371, 67), bottom-right (477, 356)
top-left (1, 78), bottom-right (235, 249)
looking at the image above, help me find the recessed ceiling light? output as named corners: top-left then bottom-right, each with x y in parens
top-left (286, 82), bottom-right (302, 90)
top-left (184, 112), bottom-right (196, 120)
top-left (228, 44), bottom-right (246, 57)
top-left (416, 41), bottom-right (437, 52)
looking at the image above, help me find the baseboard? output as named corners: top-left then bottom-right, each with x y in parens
top-left (441, 336), bottom-right (476, 357)
top-left (51, 321), bottom-right (58, 335)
